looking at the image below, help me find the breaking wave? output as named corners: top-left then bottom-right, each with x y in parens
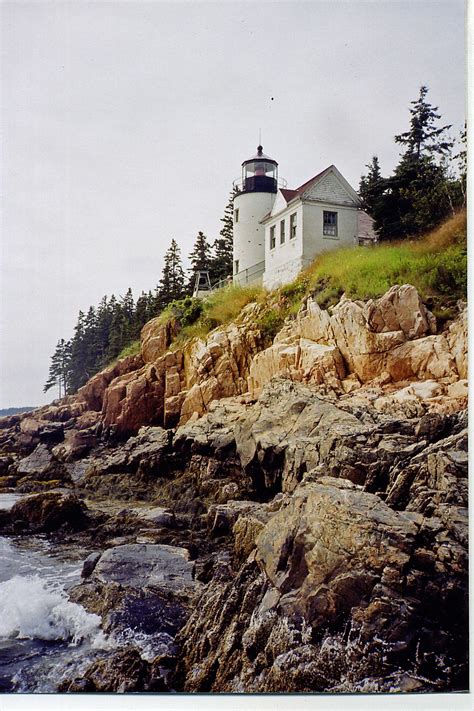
top-left (0, 574), bottom-right (107, 647)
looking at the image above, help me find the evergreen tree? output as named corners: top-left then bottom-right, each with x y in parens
top-left (187, 231), bottom-right (212, 292)
top-left (210, 188), bottom-right (236, 282)
top-left (134, 291), bottom-right (153, 339)
top-left (394, 85), bottom-right (453, 159)
top-left (156, 239), bottom-right (186, 309)
top-left (95, 296), bottom-right (113, 368)
top-left (68, 311), bottom-right (88, 392)
top-left (84, 306), bottom-right (99, 376)
top-left (106, 299), bottom-right (129, 362)
top-left (453, 123), bottom-right (467, 207)
top-left (44, 339), bottom-right (71, 398)
top-left (358, 156), bottom-right (384, 217)
top-left (374, 86), bottom-right (455, 239)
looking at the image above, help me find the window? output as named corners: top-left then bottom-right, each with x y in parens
top-left (323, 211), bottom-right (338, 237)
top-left (234, 208), bottom-right (239, 223)
top-left (234, 259), bottom-right (239, 274)
top-left (280, 220), bottom-right (285, 244)
top-left (290, 213), bottom-right (297, 239)
top-left (270, 226), bottom-right (276, 249)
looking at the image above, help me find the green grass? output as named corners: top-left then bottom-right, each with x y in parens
top-left (160, 285), bottom-right (266, 349)
top-left (283, 210), bottom-right (467, 308)
top-left (202, 284), bottom-right (265, 328)
top-left (116, 339), bottom-right (141, 360)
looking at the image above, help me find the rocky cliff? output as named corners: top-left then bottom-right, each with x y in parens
top-left (0, 284), bottom-right (468, 693)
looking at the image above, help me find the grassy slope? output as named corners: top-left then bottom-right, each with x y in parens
top-left (292, 210), bottom-right (467, 313)
top-left (115, 210), bottom-right (467, 362)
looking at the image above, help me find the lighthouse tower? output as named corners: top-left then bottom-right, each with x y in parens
top-left (233, 146), bottom-right (279, 286)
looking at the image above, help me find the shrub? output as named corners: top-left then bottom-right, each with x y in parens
top-left (255, 309), bottom-right (285, 344)
top-left (158, 296), bottom-right (203, 328)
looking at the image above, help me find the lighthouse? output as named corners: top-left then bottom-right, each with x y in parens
top-left (232, 145), bottom-right (280, 286)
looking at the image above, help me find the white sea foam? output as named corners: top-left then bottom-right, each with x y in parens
top-left (0, 574), bottom-right (108, 648)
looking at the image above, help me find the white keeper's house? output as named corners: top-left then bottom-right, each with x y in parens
top-left (232, 145), bottom-right (375, 290)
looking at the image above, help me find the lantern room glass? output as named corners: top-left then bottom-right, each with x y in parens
top-left (242, 160), bottom-right (278, 193)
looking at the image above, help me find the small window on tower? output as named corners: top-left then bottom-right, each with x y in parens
top-left (234, 208), bottom-right (239, 223)
top-left (280, 220), bottom-right (285, 244)
top-left (270, 226), bottom-right (276, 250)
top-left (323, 211), bottom-right (338, 237)
top-left (290, 213), bottom-right (297, 239)
top-left (234, 260), bottom-right (239, 274)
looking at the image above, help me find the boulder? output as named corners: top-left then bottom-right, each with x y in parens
top-left (270, 287), bottom-right (463, 387)
top-left (178, 320), bottom-right (264, 425)
top-left (233, 380), bottom-right (363, 492)
top-left (78, 354), bottom-right (144, 411)
top-left (93, 543), bottom-right (195, 592)
top-left (70, 543), bottom-right (202, 653)
top-left (362, 284), bottom-right (436, 338)
top-left (207, 500), bottom-right (260, 535)
top-left (447, 306), bottom-right (467, 379)
top-left (232, 509), bottom-right (273, 563)
top-left (248, 338), bottom-right (345, 397)
top-left (256, 478), bottom-right (419, 627)
top-left (385, 335), bottom-right (457, 382)
top-left (447, 379), bottom-right (468, 399)
top-left (131, 506), bottom-right (176, 528)
top-left (59, 647), bottom-right (167, 693)
top-left (81, 551), bottom-right (102, 578)
top-left (86, 426), bottom-right (171, 476)
top-left (16, 443), bottom-right (67, 481)
top-left (101, 364), bottom-right (165, 436)
top-left (52, 429), bottom-right (97, 462)
top-left (8, 491), bottom-right (88, 533)
top-left (141, 316), bottom-right (180, 363)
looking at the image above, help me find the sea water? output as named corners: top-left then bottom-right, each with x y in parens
top-left (0, 495), bottom-right (109, 692)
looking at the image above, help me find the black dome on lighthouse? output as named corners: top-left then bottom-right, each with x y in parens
top-left (242, 145), bottom-right (278, 166)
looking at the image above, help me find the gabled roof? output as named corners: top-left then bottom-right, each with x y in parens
top-left (290, 166), bottom-right (333, 200)
top-left (260, 165), bottom-right (360, 224)
top-left (279, 188), bottom-right (298, 202)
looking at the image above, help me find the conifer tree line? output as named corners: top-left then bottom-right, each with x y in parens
top-left (44, 191), bottom-right (236, 397)
top-left (359, 86), bottom-right (466, 239)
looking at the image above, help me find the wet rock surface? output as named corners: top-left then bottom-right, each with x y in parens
top-left (3, 491), bottom-right (89, 534)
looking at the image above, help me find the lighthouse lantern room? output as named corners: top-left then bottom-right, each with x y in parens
top-left (241, 145), bottom-right (278, 194)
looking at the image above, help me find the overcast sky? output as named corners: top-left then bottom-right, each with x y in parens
top-left (0, 0), bottom-right (466, 408)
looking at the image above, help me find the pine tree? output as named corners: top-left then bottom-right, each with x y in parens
top-left (358, 156), bottom-right (384, 216)
top-left (394, 85), bottom-right (453, 159)
top-left (453, 123), bottom-right (467, 207)
top-left (106, 298), bottom-right (129, 362)
top-left (187, 231), bottom-right (212, 292)
top-left (375, 86), bottom-right (455, 238)
top-left (95, 296), bottom-right (113, 368)
top-left (68, 311), bottom-right (88, 392)
top-left (156, 239), bottom-right (186, 309)
top-left (210, 188), bottom-right (236, 283)
top-left (134, 291), bottom-right (152, 339)
top-left (44, 339), bottom-right (71, 398)
top-left (119, 288), bottom-right (135, 344)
